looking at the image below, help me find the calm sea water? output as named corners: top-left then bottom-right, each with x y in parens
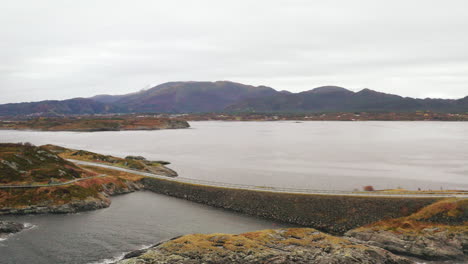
top-left (0, 121), bottom-right (467, 263)
top-left (0, 121), bottom-right (467, 190)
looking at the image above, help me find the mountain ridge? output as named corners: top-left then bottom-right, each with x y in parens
top-left (0, 81), bottom-right (467, 116)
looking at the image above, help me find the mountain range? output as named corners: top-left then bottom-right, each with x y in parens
top-left (1, 81), bottom-right (467, 116)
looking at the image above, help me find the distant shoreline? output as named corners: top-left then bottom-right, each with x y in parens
top-left (0, 116), bottom-right (190, 132)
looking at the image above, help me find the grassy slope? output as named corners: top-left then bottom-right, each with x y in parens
top-left (44, 144), bottom-right (178, 177)
top-left (44, 144), bottom-right (164, 171)
top-left (0, 143), bottom-right (93, 184)
top-left (351, 198), bottom-right (467, 234)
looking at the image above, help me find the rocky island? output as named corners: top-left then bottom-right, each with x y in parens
top-left (0, 116), bottom-right (190, 131)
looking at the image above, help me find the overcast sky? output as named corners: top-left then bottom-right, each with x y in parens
top-left (1, 0), bottom-right (468, 103)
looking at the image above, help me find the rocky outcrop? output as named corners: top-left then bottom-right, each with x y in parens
top-left (0, 195), bottom-right (111, 215)
top-left (144, 165), bottom-right (178, 177)
top-left (0, 180), bottom-right (144, 215)
top-left (346, 225), bottom-right (467, 261)
top-left (346, 198), bottom-right (468, 261)
top-left (116, 228), bottom-right (413, 264)
top-left (0, 221), bottom-right (24, 237)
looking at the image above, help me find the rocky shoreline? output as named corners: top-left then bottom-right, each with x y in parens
top-left (346, 226), bottom-right (468, 261)
top-left (345, 198), bottom-right (468, 262)
top-left (0, 179), bottom-right (144, 215)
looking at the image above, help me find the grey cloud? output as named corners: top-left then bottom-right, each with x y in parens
top-left (1, 0), bottom-right (468, 103)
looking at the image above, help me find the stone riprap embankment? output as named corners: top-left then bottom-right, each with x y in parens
top-left (141, 177), bottom-right (440, 235)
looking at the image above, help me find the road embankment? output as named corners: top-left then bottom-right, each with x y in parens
top-left (141, 177), bottom-right (440, 235)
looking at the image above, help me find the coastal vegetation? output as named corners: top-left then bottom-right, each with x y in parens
top-left (0, 143), bottom-right (93, 185)
top-left (0, 143), bottom-right (172, 214)
top-left (43, 144), bottom-right (177, 177)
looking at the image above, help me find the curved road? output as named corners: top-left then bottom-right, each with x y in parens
top-left (69, 159), bottom-right (468, 198)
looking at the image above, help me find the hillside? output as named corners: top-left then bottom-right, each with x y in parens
top-left (0, 143), bottom-right (92, 184)
top-left (226, 86), bottom-right (468, 113)
top-left (92, 81), bottom-right (278, 113)
top-left (0, 98), bottom-right (121, 117)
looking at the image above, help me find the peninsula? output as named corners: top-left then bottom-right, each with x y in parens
top-left (0, 143), bottom-right (176, 214)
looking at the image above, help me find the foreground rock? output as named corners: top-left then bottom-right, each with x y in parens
top-left (0, 221), bottom-right (24, 236)
top-left (117, 228), bottom-right (412, 264)
top-left (346, 198), bottom-right (468, 261)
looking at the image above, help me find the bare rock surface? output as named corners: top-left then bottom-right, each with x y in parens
top-left (0, 221), bottom-right (24, 235)
top-left (346, 198), bottom-right (468, 261)
top-left (346, 226), bottom-right (467, 261)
